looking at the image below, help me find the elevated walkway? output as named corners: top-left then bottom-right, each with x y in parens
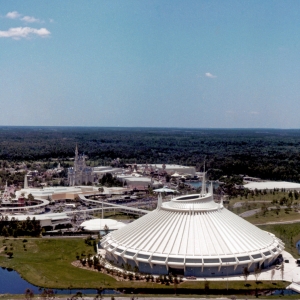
top-left (78, 193), bottom-right (149, 216)
top-left (287, 282), bottom-right (300, 293)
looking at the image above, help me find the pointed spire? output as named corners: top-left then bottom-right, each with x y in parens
top-left (74, 144), bottom-right (78, 171)
top-left (200, 163), bottom-right (206, 196)
top-left (209, 181), bottom-right (213, 195)
top-left (24, 175), bottom-right (28, 189)
top-left (157, 193), bottom-right (162, 209)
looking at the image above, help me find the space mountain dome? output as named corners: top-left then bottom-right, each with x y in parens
top-left (101, 175), bottom-right (284, 277)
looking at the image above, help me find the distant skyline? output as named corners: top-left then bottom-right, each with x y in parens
top-left (1, 0), bottom-right (300, 128)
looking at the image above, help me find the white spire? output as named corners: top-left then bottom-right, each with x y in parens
top-left (74, 144), bottom-right (78, 171)
top-left (157, 193), bottom-right (162, 209)
top-left (200, 161), bottom-right (206, 196)
top-left (209, 181), bottom-right (213, 195)
top-left (24, 175), bottom-right (28, 189)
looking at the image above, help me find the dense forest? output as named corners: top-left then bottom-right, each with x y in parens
top-left (1, 126), bottom-right (300, 182)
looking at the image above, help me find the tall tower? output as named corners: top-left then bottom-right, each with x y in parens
top-left (24, 175), bottom-right (28, 189)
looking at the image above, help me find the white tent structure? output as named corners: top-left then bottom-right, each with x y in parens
top-left (80, 218), bottom-right (125, 232)
top-left (101, 174), bottom-right (284, 277)
top-left (153, 187), bottom-right (177, 193)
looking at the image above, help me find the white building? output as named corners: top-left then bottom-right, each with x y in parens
top-left (68, 145), bottom-right (94, 186)
top-left (137, 164), bottom-right (196, 176)
top-left (101, 174), bottom-right (284, 277)
top-left (244, 181), bottom-right (300, 191)
top-left (80, 218), bottom-right (126, 232)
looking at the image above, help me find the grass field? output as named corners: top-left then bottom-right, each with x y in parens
top-left (257, 223), bottom-right (300, 258)
top-left (230, 191), bottom-right (294, 203)
top-left (0, 238), bottom-right (116, 289)
top-left (245, 209), bottom-right (300, 224)
top-left (228, 191), bottom-right (300, 225)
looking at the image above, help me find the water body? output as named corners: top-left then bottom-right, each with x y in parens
top-left (0, 267), bottom-right (117, 295)
top-left (1, 266), bottom-right (295, 296)
top-left (296, 240), bottom-right (300, 254)
top-left (188, 181), bottom-right (219, 189)
top-left (272, 289), bottom-right (298, 295)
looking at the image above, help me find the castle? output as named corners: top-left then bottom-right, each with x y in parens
top-left (68, 145), bottom-right (94, 186)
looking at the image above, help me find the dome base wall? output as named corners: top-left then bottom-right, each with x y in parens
top-left (105, 253), bottom-right (280, 277)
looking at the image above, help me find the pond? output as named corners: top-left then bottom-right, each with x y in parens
top-left (0, 267), bottom-right (118, 295)
top-left (188, 181), bottom-right (219, 189)
top-left (296, 240), bottom-right (300, 255)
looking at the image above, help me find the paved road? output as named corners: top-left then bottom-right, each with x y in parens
top-left (239, 208), bottom-right (261, 217)
top-left (254, 219), bottom-right (300, 225)
top-left (233, 200), bottom-right (271, 208)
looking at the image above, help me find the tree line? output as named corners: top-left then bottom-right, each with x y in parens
top-left (0, 216), bottom-right (41, 237)
top-left (1, 127), bottom-right (300, 182)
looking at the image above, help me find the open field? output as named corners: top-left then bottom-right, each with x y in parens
top-left (230, 191), bottom-right (297, 205)
top-left (245, 209), bottom-right (300, 225)
top-left (0, 238), bottom-right (116, 289)
top-left (257, 224), bottom-right (300, 258)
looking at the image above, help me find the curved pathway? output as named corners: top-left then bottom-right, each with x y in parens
top-left (233, 200), bottom-right (271, 208)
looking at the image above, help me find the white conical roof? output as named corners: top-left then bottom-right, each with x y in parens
top-left (102, 191), bottom-right (284, 269)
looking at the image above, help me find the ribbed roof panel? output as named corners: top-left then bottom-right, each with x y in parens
top-left (103, 192), bottom-right (283, 260)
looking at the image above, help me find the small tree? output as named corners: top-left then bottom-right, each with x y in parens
top-left (243, 267), bottom-right (250, 284)
top-left (254, 267), bottom-right (261, 282)
top-left (27, 193), bottom-right (35, 204)
top-left (275, 205), bottom-right (280, 216)
top-left (271, 269), bottom-right (275, 282)
top-left (104, 224), bottom-right (109, 235)
top-left (204, 280), bottom-right (210, 294)
top-left (25, 288), bottom-right (34, 299)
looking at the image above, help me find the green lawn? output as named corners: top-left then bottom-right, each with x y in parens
top-left (257, 223), bottom-right (300, 258)
top-left (0, 238), bottom-right (116, 289)
top-left (245, 209), bottom-right (300, 225)
top-left (230, 191), bottom-right (294, 203)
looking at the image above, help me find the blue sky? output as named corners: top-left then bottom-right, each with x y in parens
top-left (1, 0), bottom-right (300, 128)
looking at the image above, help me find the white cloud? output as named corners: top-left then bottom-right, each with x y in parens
top-left (6, 11), bottom-right (21, 19)
top-left (249, 111), bottom-right (259, 115)
top-left (205, 72), bottom-right (217, 78)
top-left (5, 11), bottom-right (44, 23)
top-left (21, 16), bottom-right (41, 23)
top-left (0, 27), bottom-right (51, 39)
